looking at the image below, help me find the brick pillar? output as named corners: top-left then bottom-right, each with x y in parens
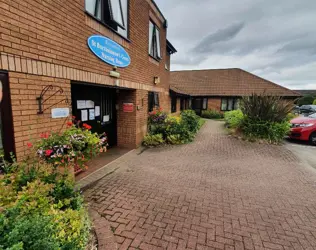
top-left (117, 89), bottom-right (137, 149)
top-left (136, 90), bottom-right (148, 146)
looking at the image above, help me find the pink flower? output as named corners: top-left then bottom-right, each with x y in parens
top-left (45, 149), bottom-right (53, 157)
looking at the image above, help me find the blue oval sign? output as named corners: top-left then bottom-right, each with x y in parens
top-left (87, 35), bottom-right (131, 68)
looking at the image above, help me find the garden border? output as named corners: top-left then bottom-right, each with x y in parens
top-left (89, 208), bottom-right (118, 250)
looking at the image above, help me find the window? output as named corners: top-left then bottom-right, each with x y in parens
top-left (149, 21), bottom-right (161, 60)
top-left (221, 97), bottom-right (239, 111)
top-left (85, 0), bottom-right (128, 38)
top-left (148, 92), bottom-right (159, 112)
top-left (202, 98), bottom-right (208, 110)
top-left (171, 96), bottom-right (177, 113)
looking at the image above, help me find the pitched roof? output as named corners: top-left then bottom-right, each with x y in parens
top-left (170, 68), bottom-right (301, 97)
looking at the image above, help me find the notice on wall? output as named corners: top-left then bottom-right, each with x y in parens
top-left (95, 106), bottom-right (100, 117)
top-left (81, 110), bottom-right (88, 122)
top-left (51, 108), bottom-right (70, 119)
top-left (103, 115), bottom-right (110, 122)
top-left (123, 103), bottom-right (134, 113)
top-left (89, 109), bottom-right (95, 120)
top-left (86, 100), bottom-right (94, 109)
top-left (77, 100), bottom-right (86, 109)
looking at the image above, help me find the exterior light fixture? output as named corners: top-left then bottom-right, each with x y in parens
top-left (154, 77), bottom-right (160, 85)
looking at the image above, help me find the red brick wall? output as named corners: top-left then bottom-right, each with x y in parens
top-left (207, 98), bottom-right (222, 112)
top-left (0, 0), bottom-right (170, 89)
top-left (0, 0), bottom-right (173, 158)
top-left (8, 72), bottom-right (71, 159)
top-left (117, 89), bottom-right (137, 148)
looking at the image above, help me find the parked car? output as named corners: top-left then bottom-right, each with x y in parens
top-left (290, 113), bottom-right (316, 145)
top-left (299, 105), bottom-right (316, 116)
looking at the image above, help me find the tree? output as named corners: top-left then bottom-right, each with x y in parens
top-left (297, 95), bottom-right (315, 106)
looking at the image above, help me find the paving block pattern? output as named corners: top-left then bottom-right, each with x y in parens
top-left (85, 121), bottom-right (316, 250)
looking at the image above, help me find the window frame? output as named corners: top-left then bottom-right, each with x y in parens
top-left (149, 20), bottom-right (162, 61)
top-left (85, 0), bottom-right (130, 40)
top-left (148, 91), bottom-right (160, 112)
top-left (221, 97), bottom-right (239, 111)
top-left (202, 98), bottom-right (208, 110)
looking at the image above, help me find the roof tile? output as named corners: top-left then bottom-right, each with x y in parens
top-left (170, 68), bottom-right (301, 97)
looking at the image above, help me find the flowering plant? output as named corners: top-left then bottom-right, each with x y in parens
top-left (148, 109), bottom-right (168, 125)
top-left (35, 118), bottom-right (108, 171)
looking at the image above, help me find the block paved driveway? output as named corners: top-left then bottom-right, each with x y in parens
top-left (85, 120), bottom-right (316, 250)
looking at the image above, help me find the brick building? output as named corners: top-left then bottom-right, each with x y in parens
top-left (0, 0), bottom-right (176, 160)
top-left (170, 69), bottom-right (301, 115)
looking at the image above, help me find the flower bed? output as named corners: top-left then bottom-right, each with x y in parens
top-left (225, 94), bottom-right (293, 144)
top-left (0, 118), bottom-right (109, 249)
top-left (143, 109), bottom-right (203, 147)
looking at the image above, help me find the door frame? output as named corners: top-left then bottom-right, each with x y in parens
top-left (0, 71), bottom-right (16, 160)
top-left (70, 81), bottom-right (118, 147)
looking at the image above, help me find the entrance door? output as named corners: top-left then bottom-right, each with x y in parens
top-left (192, 98), bottom-right (202, 116)
top-left (71, 83), bottom-right (117, 147)
top-left (0, 72), bottom-right (15, 161)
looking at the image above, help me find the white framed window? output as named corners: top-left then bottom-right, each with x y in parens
top-left (221, 98), bottom-right (239, 111)
top-left (202, 98), bottom-right (208, 110)
top-left (149, 21), bottom-right (161, 60)
top-left (85, 0), bottom-right (128, 38)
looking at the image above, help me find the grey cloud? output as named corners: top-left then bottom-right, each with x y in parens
top-left (192, 22), bottom-right (245, 54)
top-left (155, 0), bottom-right (316, 89)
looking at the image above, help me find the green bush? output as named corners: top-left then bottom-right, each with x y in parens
top-left (297, 95), bottom-right (314, 106)
top-left (286, 113), bottom-right (298, 122)
top-left (166, 134), bottom-right (185, 145)
top-left (0, 161), bottom-right (91, 250)
top-left (143, 134), bottom-right (165, 146)
top-left (224, 110), bottom-right (244, 128)
top-left (143, 110), bottom-right (202, 147)
top-left (201, 110), bottom-right (224, 119)
top-left (180, 110), bottom-right (200, 134)
top-left (240, 93), bottom-right (294, 123)
top-left (313, 99), bottom-right (316, 105)
top-left (166, 116), bottom-right (195, 143)
top-left (241, 118), bottom-right (290, 143)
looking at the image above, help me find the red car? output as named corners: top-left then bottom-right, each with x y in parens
top-left (290, 113), bottom-right (316, 145)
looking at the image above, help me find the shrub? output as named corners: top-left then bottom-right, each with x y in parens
top-left (297, 95), bottom-right (314, 106)
top-left (240, 93), bottom-right (294, 123)
top-left (224, 110), bottom-right (244, 128)
top-left (201, 110), bottom-right (224, 119)
top-left (166, 116), bottom-right (195, 143)
top-left (143, 110), bottom-right (202, 147)
top-left (166, 134), bottom-right (185, 145)
top-left (286, 113), bottom-right (298, 122)
top-left (241, 118), bottom-right (290, 143)
top-left (143, 134), bottom-right (165, 146)
top-left (0, 161), bottom-right (91, 250)
top-left (148, 110), bottom-right (168, 135)
top-left (181, 110), bottom-right (200, 134)
top-left (313, 99), bottom-right (316, 105)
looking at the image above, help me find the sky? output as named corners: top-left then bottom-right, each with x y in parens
top-left (155, 0), bottom-right (316, 90)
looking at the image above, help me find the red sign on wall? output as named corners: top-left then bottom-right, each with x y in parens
top-left (123, 103), bottom-right (134, 113)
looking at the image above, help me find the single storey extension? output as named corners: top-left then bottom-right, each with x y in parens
top-left (169, 68), bottom-right (301, 115)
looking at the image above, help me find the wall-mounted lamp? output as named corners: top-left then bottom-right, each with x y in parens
top-left (110, 66), bottom-right (120, 78)
top-left (154, 76), bottom-right (160, 85)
